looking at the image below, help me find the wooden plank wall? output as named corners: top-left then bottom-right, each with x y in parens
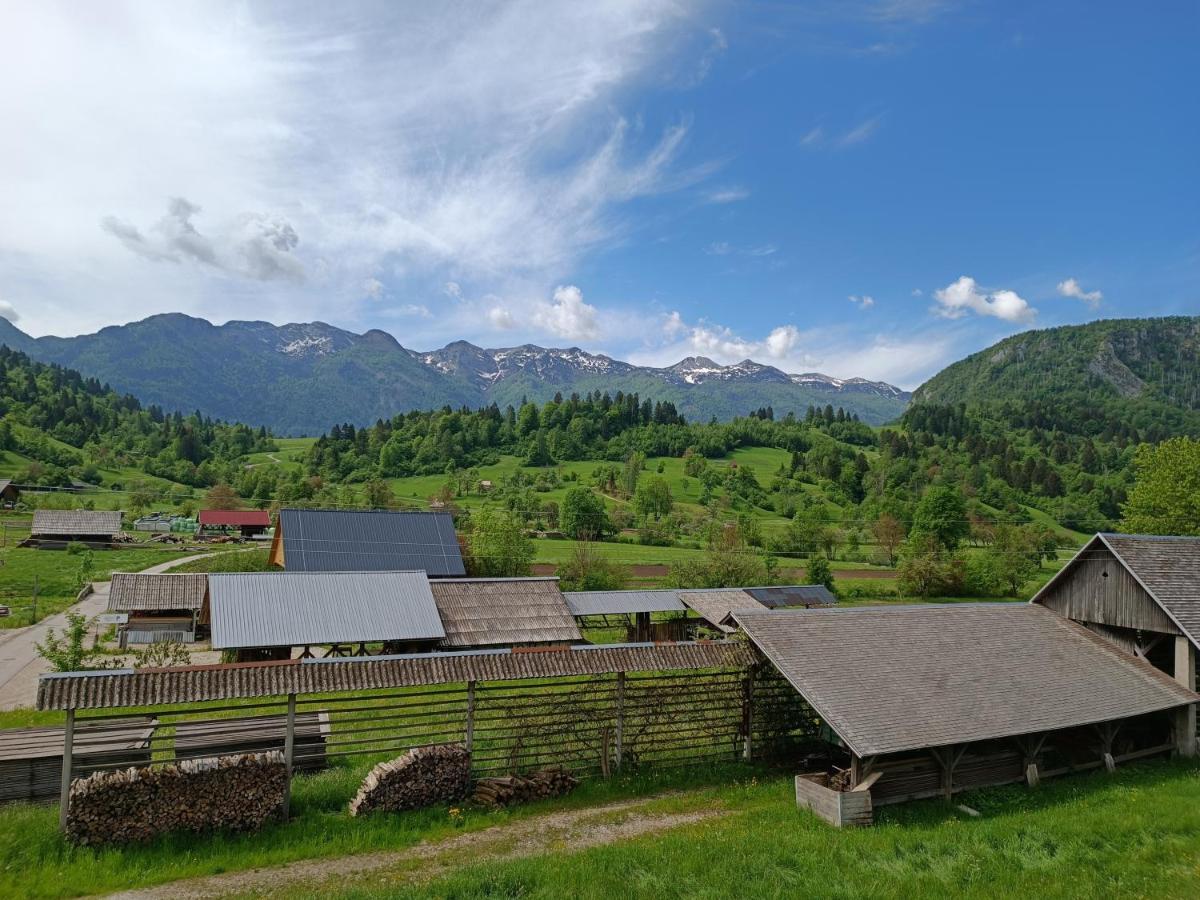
top-left (1037, 548), bottom-right (1180, 634)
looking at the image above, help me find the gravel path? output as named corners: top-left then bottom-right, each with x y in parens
top-left (104, 793), bottom-right (728, 900)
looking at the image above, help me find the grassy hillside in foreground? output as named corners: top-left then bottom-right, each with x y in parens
top-left (0, 759), bottom-right (1194, 899)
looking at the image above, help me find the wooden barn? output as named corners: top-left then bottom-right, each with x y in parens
top-left (0, 479), bottom-right (18, 507)
top-left (1031, 532), bottom-right (1200, 747)
top-left (27, 509), bottom-right (123, 549)
top-left (563, 589), bottom-right (690, 642)
top-left (107, 573), bottom-right (209, 646)
top-left (735, 603), bottom-right (1197, 824)
top-left (198, 508), bottom-right (272, 538)
top-left (430, 577), bottom-right (582, 649)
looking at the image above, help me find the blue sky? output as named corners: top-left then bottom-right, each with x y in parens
top-left (1, 1), bottom-right (1196, 387)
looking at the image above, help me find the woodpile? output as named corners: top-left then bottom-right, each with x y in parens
top-left (470, 767), bottom-right (579, 809)
top-left (349, 744), bottom-right (470, 817)
top-left (66, 752), bottom-right (286, 846)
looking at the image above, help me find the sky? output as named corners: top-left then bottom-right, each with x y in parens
top-left (0, 0), bottom-right (1196, 389)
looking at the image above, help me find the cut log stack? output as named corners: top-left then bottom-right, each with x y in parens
top-left (349, 744), bottom-right (470, 817)
top-left (471, 766), bottom-right (579, 809)
top-left (66, 752), bottom-right (286, 846)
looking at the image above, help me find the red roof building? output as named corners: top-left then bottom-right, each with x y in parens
top-left (198, 509), bottom-right (272, 536)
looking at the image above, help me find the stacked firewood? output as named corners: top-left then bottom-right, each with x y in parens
top-left (471, 767), bottom-right (579, 809)
top-left (66, 752), bottom-right (286, 846)
top-left (349, 744), bottom-right (470, 817)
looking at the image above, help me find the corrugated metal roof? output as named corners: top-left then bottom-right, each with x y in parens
top-left (208, 571), bottom-right (446, 650)
top-left (744, 585), bottom-right (837, 608)
top-left (680, 589), bottom-right (768, 632)
top-left (36, 641), bottom-right (754, 710)
top-left (563, 589), bottom-right (687, 616)
top-left (735, 603), bottom-right (1197, 757)
top-left (199, 509), bottom-right (271, 527)
top-left (277, 508), bottom-right (465, 576)
top-left (430, 578), bottom-right (582, 647)
top-left (30, 509), bottom-right (123, 537)
top-left (108, 573), bottom-right (208, 612)
top-left (1033, 533), bottom-right (1200, 650)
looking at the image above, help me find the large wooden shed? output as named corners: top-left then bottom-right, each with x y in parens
top-left (1031, 532), bottom-right (1200, 752)
top-left (28, 509), bottom-right (123, 549)
top-left (735, 603), bottom-right (1197, 818)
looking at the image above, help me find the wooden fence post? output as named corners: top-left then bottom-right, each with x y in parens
top-left (614, 672), bottom-right (625, 773)
top-left (465, 681), bottom-right (476, 755)
top-left (743, 665), bottom-right (755, 761)
top-left (1174, 636), bottom-right (1197, 757)
top-left (59, 708), bottom-right (75, 831)
top-left (282, 693), bottom-right (295, 821)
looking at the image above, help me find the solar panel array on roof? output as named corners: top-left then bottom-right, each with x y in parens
top-left (744, 585), bottom-right (837, 608)
top-left (208, 571), bottom-right (446, 650)
top-left (277, 508), bottom-right (466, 576)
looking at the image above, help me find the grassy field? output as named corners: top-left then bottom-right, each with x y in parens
top-left (1, 759), bottom-right (1195, 898)
top-left (0, 543), bottom-right (190, 628)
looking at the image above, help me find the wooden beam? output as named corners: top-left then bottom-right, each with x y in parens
top-left (58, 709), bottom-right (75, 831)
top-left (1174, 636), bottom-right (1197, 758)
top-left (851, 770), bottom-right (883, 793)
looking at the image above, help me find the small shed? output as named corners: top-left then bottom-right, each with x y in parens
top-left (735, 603), bottom-right (1197, 820)
top-left (0, 479), bottom-right (18, 507)
top-left (0, 718), bottom-right (155, 802)
top-left (108, 573), bottom-right (209, 645)
top-left (207, 570), bottom-right (446, 660)
top-left (270, 508), bottom-right (466, 576)
top-left (679, 589), bottom-right (769, 633)
top-left (430, 577), bottom-right (582, 649)
top-left (199, 509), bottom-right (272, 538)
top-left (28, 509), bottom-right (123, 549)
top-left (564, 589), bottom-right (690, 642)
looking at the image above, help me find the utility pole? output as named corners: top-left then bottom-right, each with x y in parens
top-left (31, 576), bottom-right (37, 625)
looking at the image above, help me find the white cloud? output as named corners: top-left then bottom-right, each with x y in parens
top-left (363, 278), bottom-right (385, 300)
top-left (488, 306), bottom-right (517, 330)
top-left (705, 241), bottom-right (732, 256)
top-left (705, 186), bottom-right (749, 204)
top-left (837, 115), bottom-right (883, 146)
top-left (706, 241), bottom-right (777, 257)
top-left (764, 325), bottom-right (800, 358)
top-left (0, 2), bottom-right (707, 336)
top-left (932, 275), bottom-right (1036, 324)
top-left (386, 304), bottom-right (432, 319)
top-left (800, 126), bottom-right (826, 146)
top-left (911, 288), bottom-right (923, 297)
top-left (848, 294), bottom-right (875, 308)
top-left (532, 284), bottom-right (601, 341)
top-left (0, 299), bottom-right (19, 323)
top-left (662, 310), bottom-right (688, 339)
top-left (443, 281), bottom-right (463, 300)
top-left (1057, 277), bottom-right (1102, 307)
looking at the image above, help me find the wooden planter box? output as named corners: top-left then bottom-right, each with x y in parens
top-left (794, 773), bottom-right (873, 827)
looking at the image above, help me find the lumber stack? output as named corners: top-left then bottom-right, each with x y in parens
top-left (66, 752), bottom-right (286, 846)
top-left (349, 744), bottom-right (470, 817)
top-left (471, 767), bottom-right (579, 809)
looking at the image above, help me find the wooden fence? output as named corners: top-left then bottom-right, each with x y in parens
top-left (53, 663), bottom-right (819, 827)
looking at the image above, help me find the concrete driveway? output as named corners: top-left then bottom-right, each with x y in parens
top-left (0, 551), bottom-right (220, 711)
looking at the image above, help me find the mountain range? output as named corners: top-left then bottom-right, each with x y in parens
top-left (0, 314), bottom-right (910, 434)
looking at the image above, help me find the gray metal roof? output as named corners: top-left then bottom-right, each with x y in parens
top-left (31, 509), bottom-right (123, 537)
top-left (745, 585), bottom-right (837, 608)
top-left (108, 573), bottom-right (208, 612)
top-left (277, 508), bottom-right (465, 576)
top-left (679, 589), bottom-right (768, 632)
top-left (1034, 533), bottom-right (1200, 650)
top-left (735, 603), bottom-right (1197, 757)
top-left (0, 479), bottom-right (12, 494)
top-left (207, 571), bottom-right (446, 650)
top-left (430, 577), bottom-right (582, 647)
top-left (563, 589), bottom-right (687, 616)
top-left (37, 641), bottom-right (754, 710)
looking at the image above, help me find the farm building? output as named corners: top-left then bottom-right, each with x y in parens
top-left (270, 508), bottom-right (466, 576)
top-left (735, 603), bottom-right (1197, 821)
top-left (199, 509), bottom-right (272, 538)
top-left (564, 589), bottom-right (690, 642)
top-left (1031, 532), bottom-right (1200, 742)
top-left (107, 573), bottom-right (209, 645)
top-left (27, 509), bottom-right (123, 548)
top-left (679, 588), bottom-right (769, 633)
top-left (207, 570), bottom-right (447, 661)
top-left (430, 577), bottom-right (582, 649)
top-left (0, 479), bottom-right (18, 507)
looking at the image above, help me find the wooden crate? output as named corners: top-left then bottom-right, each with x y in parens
top-left (0, 719), bottom-right (155, 803)
top-left (173, 712), bottom-right (331, 773)
top-left (794, 773), bottom-right (873, 827)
